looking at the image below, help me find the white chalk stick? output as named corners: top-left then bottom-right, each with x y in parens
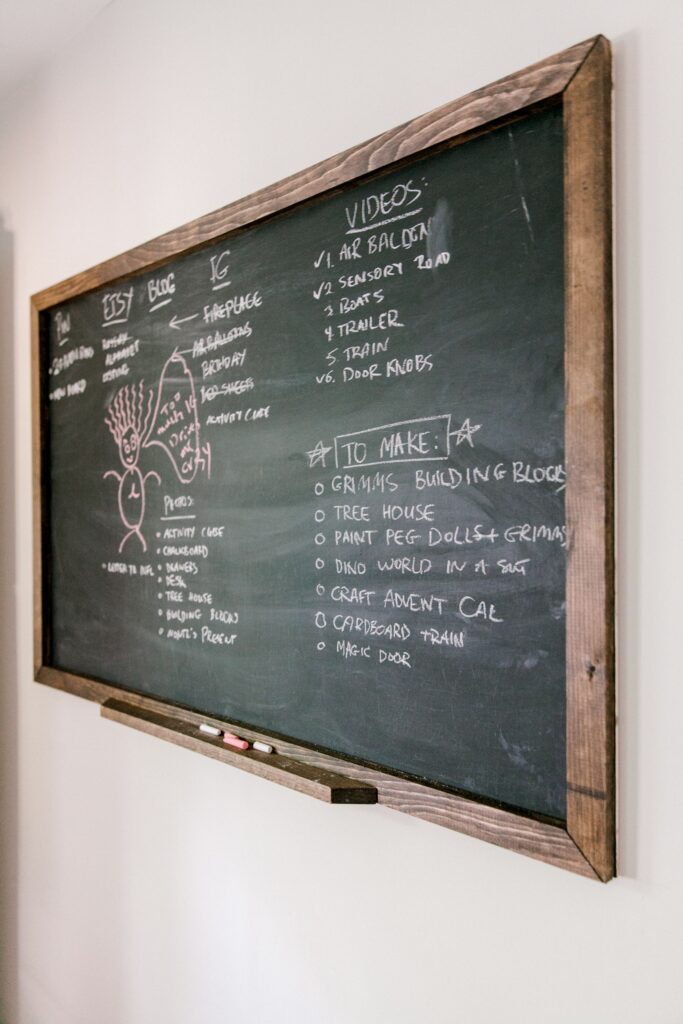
top-left (253, 741), bottom-right (273, 754)
top-left (199, 723), bottom-right (222, 737)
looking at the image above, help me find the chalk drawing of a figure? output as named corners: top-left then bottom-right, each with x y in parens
top-left (104, 350), bottom-right (210, 553)
top-left (104, 381), bottom-right (159, 553)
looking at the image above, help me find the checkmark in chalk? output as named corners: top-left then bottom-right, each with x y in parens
top-left (314, 250), bottom-right (327, 268)
top-left (313, 282), bottom-right (326, 300)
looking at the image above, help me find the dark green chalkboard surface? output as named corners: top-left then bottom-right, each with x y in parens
top-left (44, 106), bottom-right (566, 818)
top-left (34, 36), bottom-right (615, 878)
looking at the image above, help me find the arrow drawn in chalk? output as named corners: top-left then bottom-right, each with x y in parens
top-left (169, 312), bottom-right (199, 330)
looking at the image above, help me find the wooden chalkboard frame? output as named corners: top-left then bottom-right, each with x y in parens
top-left (32, 36), bottom-right (614, 879)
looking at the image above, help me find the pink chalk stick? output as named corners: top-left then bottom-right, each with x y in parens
top-left (223, 734), bottom-right (249, 751)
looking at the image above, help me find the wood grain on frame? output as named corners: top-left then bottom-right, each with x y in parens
top-left (31, 300), bottom-right (43, 678)
top-left (564, 36), bottom-right (615, 881)
top-left (32, 36), bottom-right (614, 879)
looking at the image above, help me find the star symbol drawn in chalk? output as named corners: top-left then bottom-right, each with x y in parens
top-left (306, 439), bottom-right (333, 469)
top-left (451, 418), bottom-right (482, 447)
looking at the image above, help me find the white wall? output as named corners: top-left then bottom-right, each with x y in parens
top-left (1, 2), bottom-right (682, 1021)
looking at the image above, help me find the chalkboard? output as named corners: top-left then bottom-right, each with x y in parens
top-left (34, 37), bottom-right (615, 878)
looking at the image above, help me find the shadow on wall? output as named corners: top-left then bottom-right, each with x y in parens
top-left (613, 28), bottom-right (641, 882)
top-left (0, 219), bottom-right (18, 1023)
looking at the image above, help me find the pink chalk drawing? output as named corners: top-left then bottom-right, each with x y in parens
top-left (104, 350), bottom-right (211, 553)
top-left (143, 350), bottom-right (211, 484)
